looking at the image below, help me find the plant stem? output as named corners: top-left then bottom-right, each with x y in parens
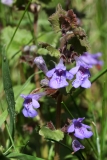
top-left (54, 94), bottom-right (62, 160)
top-left (61, 101), bottom-right (74, 118)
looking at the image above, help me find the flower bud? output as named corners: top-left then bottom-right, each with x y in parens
top-left (30, 45), bottom-right (37, 52)
top-left (72, 139), bottom-right (85, 153)
top-left (40, 79), bottom-right (49, 87)
top-left (34, 56), bottom-right (48, 74)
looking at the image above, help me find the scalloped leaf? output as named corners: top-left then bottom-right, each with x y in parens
top-left (48, 4), bottom-right (67, 32)
top-left (78, 36), bottom-right (89, 51)
top-left (46, 45), bottom-right (60, 57)
top-left (39, 126), bottom-right (64, 141)
top-left (39, 42), bottom-right (60, 57)
top-left (73, 27), bottom-right (89, 52)
top-left (68, 36), bottom-right (88, 55)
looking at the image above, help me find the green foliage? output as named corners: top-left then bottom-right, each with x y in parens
top-left (7, 152), bottom-right (45, 160)
top-left (48, 4), bottom-right (66, 33)
top-left (2, 47), bottom-right (15, 136)
top-left (39, 42), bottom-right (60, 57)
top-left (39, 126), bottom-right (64, 141)
top-left (0, 109), bottom-right (8, 127)
top-left (1, 26), bottom-right (32, 59)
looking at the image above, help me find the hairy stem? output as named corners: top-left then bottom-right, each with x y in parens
top-left (54, 94), bottom-right (62, 160)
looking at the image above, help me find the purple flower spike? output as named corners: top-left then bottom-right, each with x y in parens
top-left (20, 92), bottom-right (45, 118)
top-left (46, 58), bottom-right (73, 89)
top-left (34, 56), bottom-right (48, 74)
top-left (1, 0), bottom-right (13, 6)
top-left (67, 118), bottom-right (93, 139)
top-left (72, 139), bottom-right (85, 153)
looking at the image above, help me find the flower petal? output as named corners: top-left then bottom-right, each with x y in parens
top-left (49, 75), bottom-right (68, 89)
top-left (22, 107), bottom-right (38, 118)
top-left (20, 94), bottom-right (27, 99)
top-left (32, 92), bottom-right (46, 100)
top-left (72, 79), bottom-right (81, 88)
top-left (23, 99), bottom-right (32, 108)
top-left (56, 61), bottom-right (66, 70)
top-left (32, 99), bottom-right (40, 108)
top-left (74, 128), bottom-right (85, 139)
top-left (69, 66), bottom-right (79, 75)
top-left (74, 127), bottom-right (93, 139)
top-left (82, 124), bottom-right (91, 129)
top-left (81, 78), bottom-right (91, 88)
top-left (77, 117), bottom-right (85, 122)
top-left (67, 124), bottom-right (74, 133)
top-left (66, 71), bottom-right (74, 80)
top-left (46, 68), bottom-right (55, 78)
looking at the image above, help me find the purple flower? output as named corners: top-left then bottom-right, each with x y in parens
top-left (46, 58), bottom-right (73, 89)
top-left (1, 0), bottom-right (13, 6)
top-left (72, 139), bottom-right (85, 153)
top-left (20, 92), bottom-right (45, 118)
top-left (34, 56), bottom-right (48, 74)
top-left (81, 52), bottom-right (103, 67)
top-left (74, 56), bottom-right (92, 69)
top-left (67, 118), bottom-right (93, 139)
top-left (69, 56), bottom-right (91, 88)
top-left (72, 66), bottom-right (91, 88)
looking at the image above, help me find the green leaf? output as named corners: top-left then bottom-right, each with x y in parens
top-left (1, 26), bottom-right (32, 60)
top-left (66, 83), bottom-right (72, 94)
top-left (37, 31), bottom-right (60, 46)
top-left (73, 27), bottom-right (89, 53)
top-left (48, 4), bottom-right (66, 33)
top-left (46, 46), bottom-right (60, 58)
top-left (7, 152), bottom-right (45, 160)
top-left (39, 126), bottom-right (64, 141)
top-left (0, 110), bottom-right (8, 127)
top-left (69, 36), bottom-right (87, 54)
top-left (39, 42), bottom-right (60, 58)
top-left (2, 47), bottom-right (15, 136)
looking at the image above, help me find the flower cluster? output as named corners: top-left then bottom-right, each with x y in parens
top-left (46, 58), bottom-right (73, 89)
top-left (33, 52), bottom-right (103, 90)
top-left (20, 52), bottom-right (103, 118)
top-left (67, 117), bottom-right (93, 152)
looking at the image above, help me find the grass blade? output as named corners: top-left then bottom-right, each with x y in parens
top-left (2, 47), bottom-right (15, 137)
top-left (0, 109), bottom-right (8, 127)
top-left (6, 0), bottom-right (32, 51)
